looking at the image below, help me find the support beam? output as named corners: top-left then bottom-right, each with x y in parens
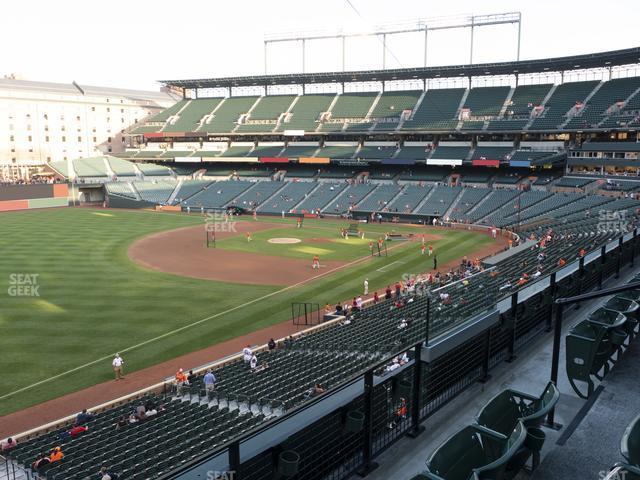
top-left (423, 28), bottom-right (428, 67)
top-left (545, 301), bottom-right (564, 430)
top-left (507, 291), bottom-right (519, 362)
top-left (382, 33), bottom-right (387, 69)
top-left (357, 370), bottom-right (379, 477)
top-left (229, 441), bottom-right (241, 478)
top-left (516, 18), bottom-right (522, 61)
top-left (302, 39), bottom-right (306, 74)
top-left (407, 343), bottom-right (425, 438)
top-left (264, 41), bottom-right (268, 74)
top-left (469, 17), bottom-right (475, 64)
top-left (599, 244), bottom-right (607, 288)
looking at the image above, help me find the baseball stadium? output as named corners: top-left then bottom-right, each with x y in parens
top-left (2, 3), bottom-right (640, 480)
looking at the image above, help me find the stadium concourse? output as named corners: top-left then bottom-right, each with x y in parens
top-left (3, 47), bottom-right (640, 480)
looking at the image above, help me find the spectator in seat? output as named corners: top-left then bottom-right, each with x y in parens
top-left (267, 338), bottom-right (276, 352)
top-left (75, 409), bottom-right (94, 425)
top-left (175, 368), bottom-right (188, 395)
top-left (144, 398), bottom-right (156, 412)
top-left (145, 408), bottom-right (158, 418)
top-left (115, 416), bottom-right (127, 430)
top-left (187, 369), bottom-right (196, 385)
top-left (242, 345), bottom-right (253, 363)
top-left (203, 369), bottom-right (217, 393)
top-left (69, 425), bottom-right (88, 438)
top-left (98, 466), bottom-right (120, 480)
top-left (32, 452), bottom-right (51, 471)
top-left (49, 446), bottom-right (64, 463)
top-left (1, 437), bottom-right (17, 452)
top-left (307, 383), bottom-right (326, 398)
top-left (389, 398), bottom-right (408, 429)
top-left (250, 354), bottom-right (268, 373)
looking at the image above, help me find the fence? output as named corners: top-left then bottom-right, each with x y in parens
top-left (162, 229), bottom-right (639, 479)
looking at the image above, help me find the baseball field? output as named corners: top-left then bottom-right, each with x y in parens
top-left (0, 208), bottom-right (501, 420)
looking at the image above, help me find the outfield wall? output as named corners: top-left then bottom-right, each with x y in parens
top-left (0, 184), bottom-right (68, 212)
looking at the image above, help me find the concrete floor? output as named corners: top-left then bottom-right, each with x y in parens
top-left (362, 265), bottom-right (640, 480)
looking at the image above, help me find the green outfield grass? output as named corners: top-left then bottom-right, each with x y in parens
top-left (0, 208), bottom-right (493, 417)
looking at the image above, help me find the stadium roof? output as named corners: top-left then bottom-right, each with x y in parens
top-left (160, 47), bottom-right (640, 90)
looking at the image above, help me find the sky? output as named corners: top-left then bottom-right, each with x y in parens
top-left (1, 0), bottom-right (639, 91)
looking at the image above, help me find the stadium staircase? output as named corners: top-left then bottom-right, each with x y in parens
top-left (166, 180), bottom-right (183, 205)
top-left (596, 84), bottom-right (640, 128)
top-left (129, 182), bottom-right (142, 201)
top-left (195, 98), bottom-right (227, 132)
top-left (290, 182), bottom-right (323, 211)
top-left (231, 97), bottom-right (263, 133)
top-left (498, 86), bottom-right (516, 117)
top-left (559, 81), bottom-right (604, 128)
top-left (398, 90), bottom-right (426, 131)
top-left (412, 186), bottom-right (438, 213)
top-left (455, 88), bottom-right (470, 118)
top-left (524, 83), bottom-right (559, 130)
top-left (384, 185), bottom-right (408, 209)
top-left (443, 188), bottom-right (466, 219)
top-left (364, 92), bottom-right (383, 122)
top-left (274, 95), bottom-right (301, 132)
top-left (315, 94), bottom-right (341, 133)
top-left (159, 100), bottom-right (192, 132)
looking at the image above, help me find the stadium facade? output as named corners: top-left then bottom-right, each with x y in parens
top-left (0, 78), bottom-right (177, 181)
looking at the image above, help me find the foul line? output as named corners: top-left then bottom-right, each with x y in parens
top-left (376, 260), bottom-right (405, 272)
top-left (0, 237), bottom-right (416, 402)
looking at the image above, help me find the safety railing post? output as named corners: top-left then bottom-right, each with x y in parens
top-left (545, 301), bottom-right (564, 430)
top-left (229, 441), bottom-right (240, 479)
top-left (616, 236), bottom-right (623, 278)
top-left (546, 272), bottom-right (557, 332)
top-left (507, 291), bottom-right (518, 362)
top-left (407, 343), bottom-right (425, 438)
top-left (357, 370), bottom-right (378, 477)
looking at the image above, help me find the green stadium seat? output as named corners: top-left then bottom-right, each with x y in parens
top-left (423, 422), bottom-right (527, 480)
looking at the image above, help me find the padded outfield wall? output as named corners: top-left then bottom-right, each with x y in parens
top-left (0, 184), bottom-right (68, 211)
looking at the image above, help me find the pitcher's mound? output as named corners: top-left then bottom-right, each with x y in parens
top-left (268, 237), bottom-right (302, 244)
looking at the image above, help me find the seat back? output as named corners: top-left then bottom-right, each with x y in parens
top-left (476, 422), bottom-right (527, 479)
top-left (476, 391), bottom-right (521, 436)
top-left (622, 414), bottom-right (640, 467)
top-left (522, 382), bottom-right (560, 428)
top-left (426, 426), bottom-right (487, 480)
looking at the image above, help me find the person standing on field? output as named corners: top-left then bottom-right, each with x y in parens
top-left (312, 255), bottom-right (320, 269)
top-left (364, 278), bottom-right (369, 295)
top-left (428, 244), bottom-right (433, 256)
top-left (112, 354), bottom-right (124, 381)
top-left (421, 244), bottom-right (426, 255)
